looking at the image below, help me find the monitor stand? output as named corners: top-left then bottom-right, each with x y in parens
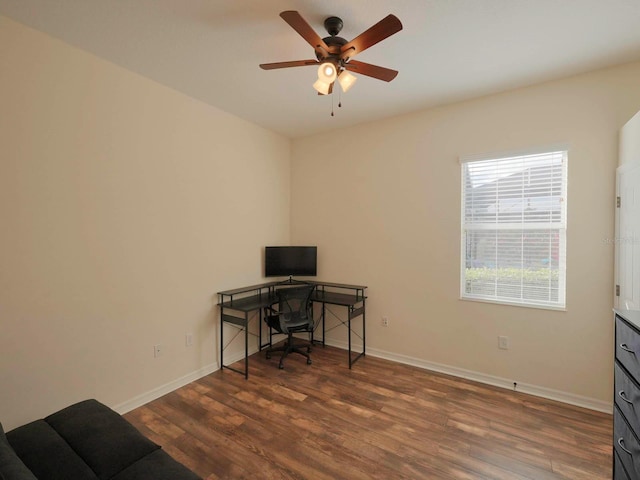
top-left (278, 276), bottom-right (309, 285)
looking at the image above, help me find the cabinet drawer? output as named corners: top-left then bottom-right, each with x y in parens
top-left (616, 450), bottom-right (632, 480)
top-left (616, 362), bottom-right (640, 438)
top-left (617, 315), bottom-right (640, 382)
top-left (616, 449), bottom-right (632, 480)
top-left (615, 406), bottom-right (640, 478)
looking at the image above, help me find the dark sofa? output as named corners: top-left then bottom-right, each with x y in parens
top-left (0, 399), bottom-right (200, 480)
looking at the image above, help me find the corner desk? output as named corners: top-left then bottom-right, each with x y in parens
top-left (217, 280), bottom-right (367, 378)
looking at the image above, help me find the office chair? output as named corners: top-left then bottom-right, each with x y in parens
top-left (264, 284), bottom-right (315, 369)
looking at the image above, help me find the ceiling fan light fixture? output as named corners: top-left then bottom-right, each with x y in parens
top-left (260, 11), bottom-right (403, 109)
top-left (338, 70), bottom-right (357, 92)
top-left (313, 78), bottom-right (332, 95)
top-left (317, 61), bottom-right (337, 83)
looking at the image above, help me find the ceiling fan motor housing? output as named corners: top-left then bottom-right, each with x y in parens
top-left (324, 16), bottom-right (343, 36)
top-left (317, 16), bottom-right (348, 62)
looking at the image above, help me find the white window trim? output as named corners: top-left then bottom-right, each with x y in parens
top-left (459, 147), bottom-right (568, 311)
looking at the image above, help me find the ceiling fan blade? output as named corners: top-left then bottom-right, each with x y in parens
top-left (280, 11), bottom-right (331, 52)
top-left (345, 60), bottom-right (398, 82)
top-left (260, 60), bottom-right (318, 70)
top-left (340, 14), bottom-right (402, 59)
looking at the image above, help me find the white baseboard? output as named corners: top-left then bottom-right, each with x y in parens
top-left (114, 341), bottom-right (612, 415)
top-left (113, 362), bottom-right (218, 415)
top-left (325, 339), bottom-right (612, 414)
top-left (112, 345), bottom-right (263, 415)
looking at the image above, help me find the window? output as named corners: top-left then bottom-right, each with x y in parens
top-left (461, 149), bottom-right (567, 309)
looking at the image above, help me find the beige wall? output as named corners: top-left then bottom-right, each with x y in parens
top-left (0, 16), bottom-right (290, 429)
top-left (620, 109), bottom-right (640, 166)
top-left (291, 61), bottom-right (640, 407)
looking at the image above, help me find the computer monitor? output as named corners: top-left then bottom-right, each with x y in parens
top-left (265, 246), bottom-right (317, 277)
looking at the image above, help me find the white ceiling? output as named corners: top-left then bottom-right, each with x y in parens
top-left (2, 0), bottom-right (640, 138)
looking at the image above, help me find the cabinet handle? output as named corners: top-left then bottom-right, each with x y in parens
top-left (618, 438), bottom-right (633, 456)
top-left (619, 390), bottom-right (634, 405)
top-left (620, 343), bottom-right (636, 354)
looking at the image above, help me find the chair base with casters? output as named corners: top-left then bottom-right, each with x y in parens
top-left (265, 331), bottom-right (312, 369)
top-left (264, 284), bottom-right (315, 369)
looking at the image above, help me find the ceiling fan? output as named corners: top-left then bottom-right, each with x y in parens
top-left (259, 11), bottom-right (403, 96)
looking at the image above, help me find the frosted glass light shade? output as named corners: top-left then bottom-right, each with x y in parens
top-left (338, 71), bottom-right (357, 92)
top-left (317, 62), bottom-right (337, 83)
top-left (313, 79), bottom-right (331, 95)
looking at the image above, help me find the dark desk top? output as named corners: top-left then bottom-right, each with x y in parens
top-left (217, 281), bottom-right (280, 296)
top-left (218, 280), bottom-right (366, 295)
top-left (218, 280), bottom-right (366, 312)
top-left (219, 292), bottom-right (277, 312)
top-left (308, 280), bottom-right (367, 291)
top-left (311, 290), bottom-right (366, 306)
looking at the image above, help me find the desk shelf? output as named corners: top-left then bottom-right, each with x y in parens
top-left (312, 290), bottom-right (365, 307)
top-left (219, 293), bottom-right (277, 312)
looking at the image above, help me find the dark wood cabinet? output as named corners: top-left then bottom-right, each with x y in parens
top-left (614, 310), bottom-right (640, 479)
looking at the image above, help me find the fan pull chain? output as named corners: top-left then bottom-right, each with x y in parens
top-left (330, 88), bottom-right (343, 117)
top-left (331, 90), bottom-right (334, 117)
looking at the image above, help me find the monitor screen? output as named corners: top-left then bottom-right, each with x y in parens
top-left (265, 246), bottom-right (317, 277)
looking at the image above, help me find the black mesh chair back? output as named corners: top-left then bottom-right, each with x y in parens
top-left (264, 284), bottom-right (315, 369)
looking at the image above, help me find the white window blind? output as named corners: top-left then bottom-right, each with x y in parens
top-left (461, 150), bottom-right (567, 309)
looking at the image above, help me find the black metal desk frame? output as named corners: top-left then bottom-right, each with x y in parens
top-left (218, 280), bottom-right (367, 378)
top-left (309, 281), bottom-right (367, 368)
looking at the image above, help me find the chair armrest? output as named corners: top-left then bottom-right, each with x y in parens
top-left (264, 305), bottom-right (278, 315)
top-left (263, 307), bottom-right (287, 333)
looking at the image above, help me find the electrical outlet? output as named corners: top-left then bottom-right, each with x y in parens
top-left (153, 344), bottom-right (163, 358)
top-left (185, 333), bottom-right (193, 347)
top-left (498, 336), bottom-right (509, 350)
top-left (381, 316), bottom-right (389, 327)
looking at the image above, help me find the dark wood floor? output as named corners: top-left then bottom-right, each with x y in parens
top-left (125, 345), bottom-right (612, 480)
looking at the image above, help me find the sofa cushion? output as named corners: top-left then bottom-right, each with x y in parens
top-left (0, 422), bottom-right (38, 480)
top-left (6, 419), bottom-right (99, 480)
top-left (44, 399), bottom-right (160, 480)
top-left (111, 449), bottom-right (201, 480)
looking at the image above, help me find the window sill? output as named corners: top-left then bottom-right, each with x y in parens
top-left (459, 295), bottom-right (566, 312)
